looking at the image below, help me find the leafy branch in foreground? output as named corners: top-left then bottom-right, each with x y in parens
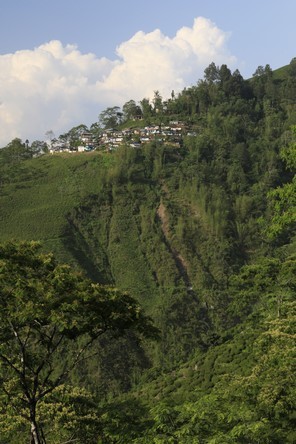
top-left (0, 241), bottom-right (158, 444)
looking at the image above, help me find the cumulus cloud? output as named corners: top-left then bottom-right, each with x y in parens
top-left (0, 17), bottom-right (237, 147)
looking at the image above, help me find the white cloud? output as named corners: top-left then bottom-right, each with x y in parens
top-left (0, 17), bottom-right (237, 147)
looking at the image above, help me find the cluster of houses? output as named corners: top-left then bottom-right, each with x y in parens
top-left (48, 121), bottom-right (196, 154)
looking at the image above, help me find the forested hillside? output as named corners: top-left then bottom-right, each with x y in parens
top-left (0, 60), bottom-right (295, 443)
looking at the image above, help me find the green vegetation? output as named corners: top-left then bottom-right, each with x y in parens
top-left (0, 59), bottom-right (295, 442)
top-left (0, 241), bottom-right (158, 443)
top-left (0, 151), bottom-right (111, 264)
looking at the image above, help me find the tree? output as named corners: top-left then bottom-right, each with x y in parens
top-left (152, 90), bottom-right (163, 114)
top-left (122, 100), bottom-right (142, 122)
top-left (266, 126), bottom-right (296, 242)
top-left (251, 64), bottom-right (273, 100)
top-left (58, 124), bottom-right (89, 149)
top-left (140, 98), bottom-right (153, 120)
top-left (1, 138), bottom-right (30, 163)
top-left (44, 130), bottom-right (55, 148)
top-left (219, 64), bottom-right (232, 96)
top-left (204, 62), bottom-right (220, 84)
top-left (0, 241), bottom-right (158, 444)
top-left (29, 141), bottom-right (48, 156)
top-left (98, 106), bottom-right (122, 129)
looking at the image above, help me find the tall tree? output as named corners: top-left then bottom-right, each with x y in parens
top-left (266, 127), bottom-right (296, 243)
top-left (98, 106), bottom-right (122, 129)
top-left (1, 138), bottom-right (29, 163)
top-left (122, 100), bottom-right (142, 121)
top-left (0, 241), bottom-right (158, 444)
top-left (204, 62), bottom-right (220, 84)
top-left (140, 98), bottom-right (153, 120)
top-left (152, 90), bottom-right (163, 114)
top-left (29, 140), bottom-right (48, 156)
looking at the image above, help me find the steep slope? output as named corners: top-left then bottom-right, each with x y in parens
top-left (0, 60), bottom-right (295, 442)
top-left (0, 152), bottom-right (109, 263)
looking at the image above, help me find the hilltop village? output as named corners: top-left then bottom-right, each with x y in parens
top-left (48, 120), bottom-right (196, 154)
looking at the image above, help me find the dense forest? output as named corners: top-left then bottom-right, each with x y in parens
top-left (0, 59), bottom-right (295, 443)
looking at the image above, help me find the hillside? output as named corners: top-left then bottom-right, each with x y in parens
top-left (0, 60), bottom-right (295, 443)
top-left (0, 152), bottom-right (112, 263)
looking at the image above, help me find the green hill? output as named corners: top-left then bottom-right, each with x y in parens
top-left (0, 60), bottom-right (295, 443)
top-left (0, 152), bottom-right (112, 263)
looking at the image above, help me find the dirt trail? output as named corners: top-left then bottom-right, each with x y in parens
top-left (157, 201), bottom-right (192, 289)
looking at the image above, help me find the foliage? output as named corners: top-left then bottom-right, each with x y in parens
top-left (99, 106), bottom-right (123, 129)
top-left (0, 152), bottom-right (110, 264)
top-left (0, 138), bottom-right (31, 163)
top-left (0, 241), bottom-right (158, 443)
top-left (0, 60), bottom-right (296, 442)
top-left (266, 126), bottom-right (296, 242)
top-left (122, 100), bottom-right (142, 121)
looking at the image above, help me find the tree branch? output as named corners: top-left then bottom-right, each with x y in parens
top-left (36, 330), bottom-right (106, 401)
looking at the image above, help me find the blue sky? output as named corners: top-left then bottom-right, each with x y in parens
top-left (0, 0), bottom-right (295, 145)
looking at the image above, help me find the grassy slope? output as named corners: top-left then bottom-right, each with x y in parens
top-left (0, 152), bottom-right (111, 263)
top-left (273, 63), bottom-right (290, 80)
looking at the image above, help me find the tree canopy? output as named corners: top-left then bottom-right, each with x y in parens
top-left (0, 241), bottom-right (158, 443)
